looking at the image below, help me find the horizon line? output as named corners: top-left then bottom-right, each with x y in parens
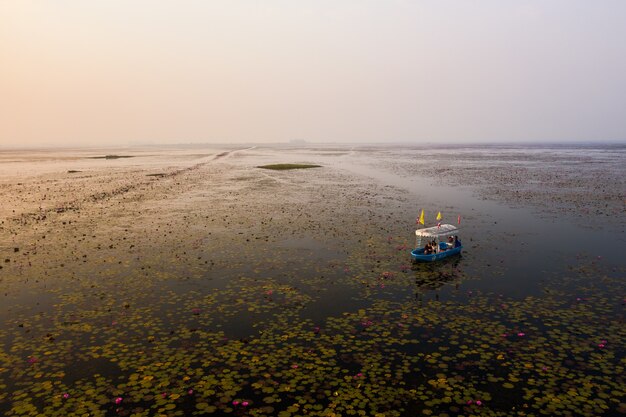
top-left (1, 139), bottom-right (625, 151)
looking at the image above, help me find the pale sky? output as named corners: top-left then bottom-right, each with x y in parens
top-left (1, 1), bottom-right (625, 147)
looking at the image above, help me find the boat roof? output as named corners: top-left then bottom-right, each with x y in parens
top-left (415, 224), bottom-right (459, 237)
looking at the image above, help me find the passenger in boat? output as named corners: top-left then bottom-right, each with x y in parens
top-left (454, 235), bottom-right (461, 248)
top-left (446, 236), bottom-right (454, 249)
top-left (424, 242), bottom-right (432, 255)
top-left (431, 240), bottom-right (438, 253)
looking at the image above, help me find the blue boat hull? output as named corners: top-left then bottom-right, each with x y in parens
top-left (411, 245), bottom-right (462, 262)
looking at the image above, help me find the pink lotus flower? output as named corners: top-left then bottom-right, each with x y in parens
top-left (291, 364), bottom-right (299, 369)
top-left (115, 397), bottom-right (123, 405)
top-left (517, 332), bottom-right (525, 337)
top-left (476, 400), bottom-right (482, 406)
top-left (62, 393), bottom-right (69, 399)
top-left (232, 400), bottom-right (240, 406)
top-left (242, 401), bottom-right (249, 407)
top-left (188, 389), bottom-right (194, 395)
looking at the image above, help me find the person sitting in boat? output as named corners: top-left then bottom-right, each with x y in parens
top-left (446, 236), bottom-right (454, 249)
top-left (431, 240), bottom-right (438, 253)
top-left (424, 242), bottom-right (432, 255)
top-left (454, 235), bottom-right (461, 248)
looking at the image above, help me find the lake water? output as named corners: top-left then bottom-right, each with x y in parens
top-left (0, 144), bottom-right (624, 416)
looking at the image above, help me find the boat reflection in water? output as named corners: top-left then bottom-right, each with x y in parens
top-left (411, 256), bottom-right (464, 304)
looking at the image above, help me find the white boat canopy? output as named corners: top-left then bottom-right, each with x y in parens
top-left (415, 224), bottom-right (459, 238)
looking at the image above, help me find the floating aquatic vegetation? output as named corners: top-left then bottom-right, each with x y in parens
top-left (2, 267), bottom-right (623, 416)
top-left (257, 164), bottom-right (322, 170)
top-left (89, 155), bottom-right (135, 160)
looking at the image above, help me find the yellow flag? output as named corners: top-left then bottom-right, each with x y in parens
top-left (418, 209), bottom-right (424, 225)
top-left (436, 211), bottom-right (442, 221)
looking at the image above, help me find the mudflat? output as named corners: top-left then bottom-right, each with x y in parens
top-left (0, 144), bottom-right (624, 416)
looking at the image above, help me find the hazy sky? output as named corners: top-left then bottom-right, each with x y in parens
top-left (1, 1), bottom-right (625, 146)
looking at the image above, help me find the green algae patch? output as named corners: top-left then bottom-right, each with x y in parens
top-left (89, 155), bottom-right (135, 159)
top-left (257, 164), bottom-right (322, 170)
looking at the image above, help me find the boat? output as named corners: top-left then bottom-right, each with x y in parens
top-left (411, 223), bottom-right (463, 262)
